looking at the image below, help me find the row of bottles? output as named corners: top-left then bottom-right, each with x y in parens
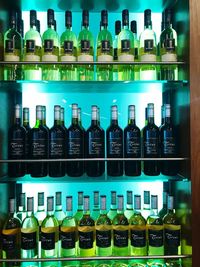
top-left (1, 8), bottom-right (178, 81)
top-left (8, 103), bottom-right (178, 178)
top-left (2, 190), bottom-right (180, 267)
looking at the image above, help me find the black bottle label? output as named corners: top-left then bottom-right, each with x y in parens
top-left (126, 136), bottom-right (140, 155)
top-left (109, 137), bottom-right (123, 155)
top-left (121, 39), bottom-right (130, 53)
top-left (21, 232), bottom-right (37, 250)
top-left (114, 48), bottom-right (118, 60)
top-left (164, 228), bottom-right (180, 247)
top-left (44, 39), bottom-right (54, 52)
top-left (144, 39), bottom-right (154, 52)
top-left (78, 231), bottom-right (93, 249)
top-left (2, 234), bottom-right (16, 251)
top-left (148, 229), bottom-right (164, 247)
top-left (64, 41), bottom-right (73, 54)
top-left (96, 230), bottom-right (111, 248)
top-left (5, 40), bottom-right (14, 53)
top-left (145, 137), bottom-right (159, 155)
top-left (163, 137), bottom-right (176, 155)
top-left (165, 38), bottom-right (175, 51)
top-left (81, 40), bottom-right (90, 53)
top-left (89, 137), bottom-right (104, 155)
top-left (9, 138), bottom-right (24, 157)
top-left (60, 231), bottom-right (76, 249)
top-left (101, 40), bottom-right (110, 53)
top-left (113, 230), bottom-right (128, 247)
top-left (32, 139), bottom-right (46, 157)
top-left (131, 230), bottom-right (146, 247)
top-left (50, 138), bottom-right (65, 157)
top-left (41, 232), bottom-right (55, 250)
top-left (68, 137), bottom-right (82, 156)
top-left (26, 40), bottom-right (35, 53)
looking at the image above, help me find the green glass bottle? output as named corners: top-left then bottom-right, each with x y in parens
top-left (23, 10), bottom-right (42, 80)
top-left (146, 195), bottom-right (164, 267)
top-left (96, 195), bottom-right (112, 257)
top-left (16, 193), bottom-right (26, 223)
top-left (4, 11), bottom-right (22, 80)
top-left (124, 191), bottom-right (134, 221)
top-left (23, 107), bottom-right (31, 174)
top-left (74, 192), bottom-right (84, 223)
top-left (54, 192), bottom-right (65, 225)
top-left (107, 191), bottom-right (117, 221)
top-left (91, 191), bottom-right (100, 221)
top-left (130, 20), bottom-right (140, 80)
top-left (60, 10), bottom-right (77, 81)
top-left (117, 9), bottom-right (134, 81)
top-left (129, 195), bottom-right (147, 266)
top-left (21, 197), bottom-right (39, 265)
top-left (96, 10), bottom-right (113, 81)
top-left (142, 191), bottom-right (151, 220)
top-left (77, 10), bottom-right (94, 81)
top-left (159, 191), bottom-right (168, 219)
top-left (113, 20), bottom-right (121, 81)
top-left (42, 9), bottom-right (60, 80)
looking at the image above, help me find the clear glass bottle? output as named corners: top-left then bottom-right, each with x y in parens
top-left (124, 191), bottom-right (134, 221)
top-left (142, 191), bottom-right (151, 219)
top-left (23, 107), bottom-right (31, 174)
top-left (42, 9), bottom-right (60, 80)
top-left (54, 192), bottom-right (65, 225)
top-left (107, 191), bottom-right (117, 221)
top-left (139, 9), bottom-right (157, 80)
top-left (131, 20), bottom-right (140, 80)
top-left (23, 10), bottom-right (42, 80)
top-left (16, 193), bottom-right (26, 222)
top-left (96, 10), bottom-right (113, 81)
top-left (77, 10), bottom-right (94, 81)
top-left (74, 191), bottom-right (84, 223)
top-left (113, 20), bottom-right (121, 81)
top-left (91, 191), bottom-right (100, 221)
top-left (60, 10), bottom-right (77, 81)
top-left (78, 196), bottom-right (95, 257)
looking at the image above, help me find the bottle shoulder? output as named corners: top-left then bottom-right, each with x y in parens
top-left (147, 215), bottom-right (163, 225)
top-left (160, 27), bottom-right (177, 40)
top-left (163, 212), bottom-right (179, 225)
top-left (78, 29), bottom-right (94, 43)
top-left (143, 123), bottom-right (159, 132)
top-left (79, 214), bottom-right (95, 226)
top-left (87, 124), bottom-right (105, 134)
top-left (42, 29), bottom-right (59, 45)
top-left (129, 213), bottom-right (146, 225)
top-left (112, 213), bottom-right (129, 225)
top-left (25, 29), bottom-right (42, 45)
top-left (4, 29), bottom-right (22, 40)
top-left (118, 29), bottom-right (134, 41)
top-left (97, 29), bottom-right (113, 42)
top-left (50, 125), bottom-right (66, 135)
top-left (3, 216), bottom-right (21, 229)
top-left (124, 124), bottom-right (141, 134)
top-left (106, 124), bottom-right (123, 133)
top-left (22, 215), bottom-right (39, 229)
top-left (41, 215), bottom-right (59, 228)
top-left (9, 125), bottom-right (26, 135)
top-left (139, 28), bottom-right (157, 42)
top-left (96, 214), bottom-right (112, 225)
top-left (60, 30), bottom-right (77, 44)
top-left (61, 216), bottom-right (77, 227)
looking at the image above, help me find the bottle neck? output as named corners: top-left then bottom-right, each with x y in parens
top-left (82, 25), bottom-right (89, 30)
top-left (77, 204), bottom-right (83, 211)
top-left (47, 210), bottom-right (54, 216)
top-left (37, 205), bottom-right (45, 212)
top-left (123, 25), bottom-right (129, 30)
top-left (48, 24), bottom-right (55, 30)
top-left (148, 116), bottom-right (154, 124)
top-left (66, 210), bottom-right (73, 217)
top-left (15, 118), bottom-right (21, 126)
top-left (66, 25), bottom-right (72, 31)
top-left (55, 205), bottom-right (62, 211)
top-left (83, 209), bottom-right (90, 216)
top-left (31, 25), bottom-right (37, 31)
top-left (151, 208), bottom-right (158, 216)
top-left (100, 209), bottom-right (107, 215)
top-left (165, 116), bottom-right (172, 124)
top-left (126, 203), bottom-right (133, 210)
top-left (128, 118), bottom-right (135, 125)
top-left (117, 208), bottom-right (124, 215)
top-left (54, 119), bottom-right (60, 127)
top-left (10, 23), bottom-right (16, 30)
top-left (145, 24), bottom-right (152, 30)
top-left (72, 117), bottom-right (78, 125)
top-left (23, 120), bottom-right (30, 127)
top-left (134, 209), bottom-right (141, 215)
top-left (27, 211), bottom-right (34, 217)
top-left (18, 206), bottom-right (25, 212)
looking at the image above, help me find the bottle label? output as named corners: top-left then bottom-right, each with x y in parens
top-left (26, 40), bottom-right (36, 53)
top-left (41, 232), bottom-right (55, 250)
top-left (113, 230), bottom-right (128, 247)
top-left (9, 138), bottom-right (24, 157)
top-left (61, 55), bottom-right (76, 62)
top-left (81, 40), bottom-right (90, 53)
top-left (163, 137), bottom-right (176, 155)
top-left (50, 138), bottom-right (65, 157)
top-left (42, 54), bottom-right (58, 61)
top-left (21, 231), bottom-right (37, 250)
top-left (97, 54), bottom-right (113, 62)
top-left (161, 53), bottom-right (177, 62)
top-left (64, 40), bottom-right (73, 54)
top-left (78, 54), bottom-right (93, 62)
top-left (60, 231), bottom-right (76, 249)
top-left (140, 54), bottom-right (156, 62)
top-left (148, 229), bottom-right (164, 247)
top-left (165, 38), bottom-right (175, 52)
top-left (68, 137), bottom-right (83, 156)
top-left (131, 230), bottom-right (146, 247)
top-left (118, 54), bottom-right (134, 62)
top-left (44, 39), bottom-right (54, 53)
top-left (96, 230), bottom-right (111, 248)
top-left (32, 139), bottom-right (47, 157)
top-left (89, 137), bottom-right (104, 155)
top-left (5, 40), bottom-right (14, 53)
top-left (144, 137), bottom-right (159, 155)
top-left (78, 231), bottom-right (93, 249)
top-left (144, 39), bottom-right (154, 52)
top-left (164, 228), bottom-right (180, 247)
top-left (126, 136), bottom-right (140, 155)
top-left (121, 39), bottom-right (130, 53)
top-left (24, 54), bottom-right (40, 62)
top-left (101, 40), bottom-right (110, 53)
top-left (2, 234), bottom-right (16, 251)
top-left (109, 137), bottom-right (123, 155)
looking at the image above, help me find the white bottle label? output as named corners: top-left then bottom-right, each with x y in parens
top-left (97, 55), bottom-right (113, 62)
top-left (60, 55), bottom-right (76, 62)
top-left (78, 55), bottom-right (93, 62)
top-left (24, 55), bottom-right (40, 62)
top-left (161, 53), bottom-right (177, 62)
top-left (140, 54), bottom-right (156, 62)
top-left (118, 54), bottom-right (134, 62)
top-left (4, 55), bottom-right (20, 62)
top-left (42, 54), bottom-right (58, 62)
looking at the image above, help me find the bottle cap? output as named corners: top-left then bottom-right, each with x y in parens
top-left (66, 196), bottom-right (72, 212)
top-left (165, 8), bottom-right (173, 25)
top-left (82, 10), bottom-right (89, 27)
top-left (27, 197), bottom-right (34, 212)
top-left (100, 195), bottom-right (106, 210)
top-left (111, 191), bottom-right (116, 205)
top-left (65, 10), bottom-right (72, 27)
top-left (30, 10), bottom-right (37, 26)
top-left (115, 20), bottom-right (121, 35)
top-left (134, 195), bottom-right (141, 210)
top-left (56, 192), bottom-right (62, 206)
top-left (47, 9), bottom-right (54, 26)
top-left (83, 195), bottom-right (90, 211)
top-left (19, 193), bottom-right (26, 208)
top-left (128, 105), bottom-right (135, 120)
top-left (122, 9), bottom-right (129, 26)
top-left (167, 195), bottom-right (174, 210)
top-left (117, 195), bottom-right (124, 210)
top-left (144, 9), bottom-right (152, 27)
top-left (151, 195), bottom-right (158, 210)
top-left (144, 191), bottom-right (150, 204)
top-left (127, 191), bottom-right (133, 205)
top-left (101, 10), bottom-right (108, 26)
top-left (9, 10), bottom-right (17, 27)
top-left (94, 191), bottom-right (99, 206)
top-left (9, 198), bottom-right (15, 213)
top-left (38, 192), bottom-right (44, 206)
top-left (78, 191), bottom-right (83, 206)
top-left (47, 196), bottom-right (54, 212)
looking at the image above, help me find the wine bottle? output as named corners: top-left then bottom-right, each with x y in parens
top-left (118, 9), bottom-right (134, 81)
top-left (42, 9), bottom-right (60, 81)
top-left (86, 105), bottom-right (105, 177)
top-left (23, 107), bottom-right (31, 174)
top-left (96, 195), bottom-right (112, 256)
top-left (163, 196), bottom-right (181, 266)
top-left (107, 191), bottom-right (117, 221)
top-left (96, 10), bottom-right (113, 81)
top-left (8, 104), bottom-right (26, 178)
top-left (67, 104), bottom-right (84, 177)
top-left (54, 192), bottom-right (65, 225)
top-left (41, 197), bottom-right (59, 263)
top-left (21, 197), bottom-right (39, 261)
top-left (2, 198), bottom-right (21, 265)
top-left (36, 19), bottom-right (40, 34)
top-left (4, 10), bottom-right (22, 80)
top-left (124, 191), bottom-right (134, 221)
top-left (30, 105), bottom-right (49, 177)
top-left (60, 10), bottom-right (77, 81)
top-left (16, 192), bottom-right (26, 222)
top-left (147, 195), bottom-right (164, 267)
top-left (159, 191), bottom-right (168, 219)
top-left (60, 107), bottom-right (67, 133)
top-left (49, 105), bottom-right (66, 177)
top-left (129, 195), bottom-right (147, 266)
top-left (113, 20), bottom-right (121, 81)
top-left (143, 103), bottom-right (160, 176)
top-left (91, 191), bottom-right (100, 221)
top-left (160, 105), bottom-right (165, 128)
top-left (74, 191), bottom-right (84, 223)
top-left (160, 104), bottom-right (178, 175)
top-left (142, 191), bottom-right (151, 220)
top-left (112, 195), bottom-right (129, 256)
top-left (77, 10), bottom-right (94, 81)
top-left (124, 105), bottom-right (141, 176)
top-left (78, 196), bottom-right (95, 257)
top-left (139, 9), bottom-right (157, 80)
top-left (60, 196), bottom-right (77, 259)
top-left (106, 105), bottom-right (123, 176)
